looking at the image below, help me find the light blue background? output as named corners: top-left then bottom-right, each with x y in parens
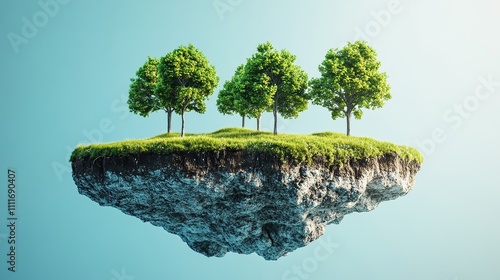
top-left (1, 0), bottom-right (499, 279)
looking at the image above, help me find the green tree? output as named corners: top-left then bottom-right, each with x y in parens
top-left (241, 42), bottom-right (309, 135)
top-left (128, 56), bottom-right (176, 133)
top-left (216, 64), bottom-right (248, 128)
top-left (309, 41), bottom-right (391, 136)
top-left (236, 66), bottom-right (267, 131)
top-left (158, 44), bottom-right (219, 137)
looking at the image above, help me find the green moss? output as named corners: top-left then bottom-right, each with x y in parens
top-left (70, 127), bottom-right (423, 166)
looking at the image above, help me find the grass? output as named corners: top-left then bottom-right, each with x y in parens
top-left (70, 127), bottom-right (424, 166)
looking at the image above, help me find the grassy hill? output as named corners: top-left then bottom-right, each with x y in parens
top-left (70, 128), bottom-right (423, 166)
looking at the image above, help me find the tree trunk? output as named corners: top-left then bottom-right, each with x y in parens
top-left (273, 96), bottom-right (278, 135)
top-left (167, 108), bottom-right (173, 134)
top-left (242, 115), bottom-right (245, 128)
top-left (346, 110), bottom-right (351, 136)
top-left (181, 109), bottom-right (185, 137)
top-left (256, 116), bottom-right (261, 131)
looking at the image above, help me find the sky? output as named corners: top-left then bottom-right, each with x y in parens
top-left (1, 0), bottom-right (500, 279)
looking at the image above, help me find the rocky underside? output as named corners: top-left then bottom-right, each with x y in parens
top-left (72, 150), bottom-right (420, 260)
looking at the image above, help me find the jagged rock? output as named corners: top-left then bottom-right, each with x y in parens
top-left (71, 150), bottom-right (420, 260)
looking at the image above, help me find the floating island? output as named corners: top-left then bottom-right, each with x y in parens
top-left (71, 128), bottom-right (423, 260)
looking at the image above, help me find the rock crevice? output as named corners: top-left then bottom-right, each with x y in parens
top-left (72, 151), bottom-right (420, 260)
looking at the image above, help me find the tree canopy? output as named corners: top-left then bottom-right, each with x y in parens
top-left (216, 64), bottom-right (248, 128)
top-left (240, 42), bottom-right (308, 135)
top-left (128, 56), bottom-right (160, 117)
top-left (308, 41), bottom-right (391, 136)
top-left (128, 56), bottom-right (177, 133)
top-left (158, 44), bottom-right (219, 137)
